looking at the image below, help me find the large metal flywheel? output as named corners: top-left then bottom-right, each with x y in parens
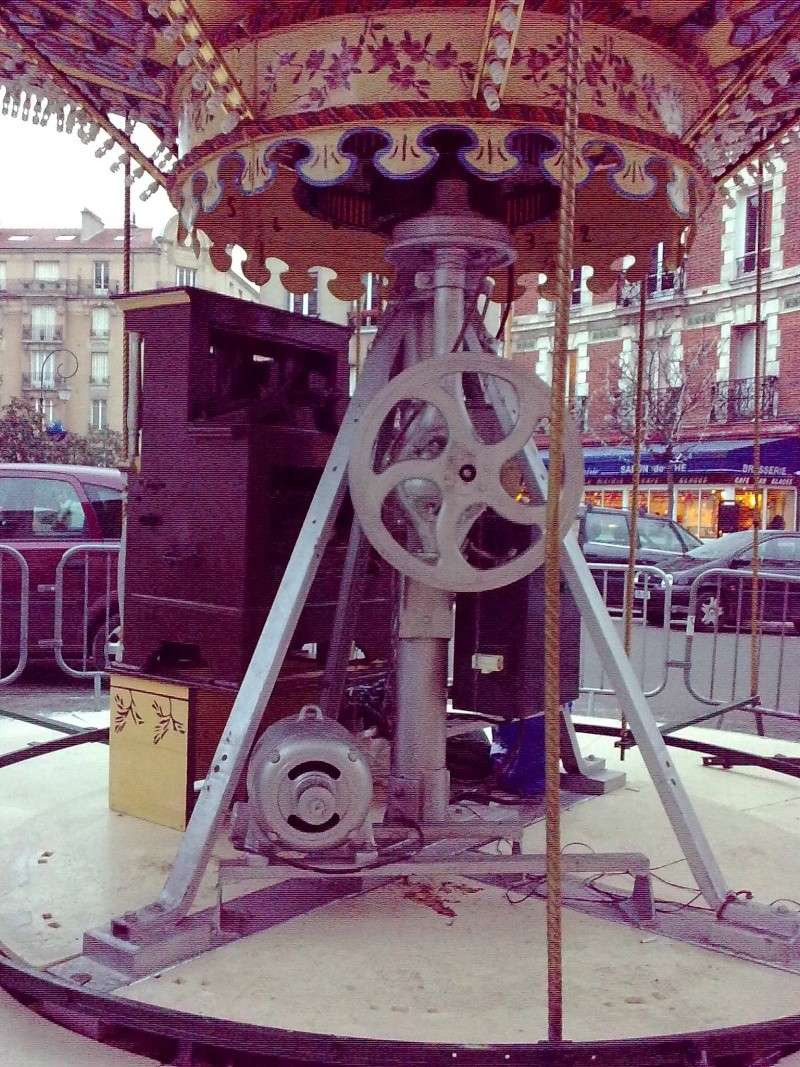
top-left (349, 354), bottom-right (584, 592)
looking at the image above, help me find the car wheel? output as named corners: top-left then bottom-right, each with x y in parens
top-left (695, 592), bottom-right (724, 633)
top-left (90, 613), bottom-right (121, 673)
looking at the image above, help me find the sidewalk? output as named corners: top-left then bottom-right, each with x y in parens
top-left (0, 667), bottom-right (109, 733)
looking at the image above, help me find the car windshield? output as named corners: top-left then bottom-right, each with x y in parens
top-left (687, 530), bottom-right (756, 559)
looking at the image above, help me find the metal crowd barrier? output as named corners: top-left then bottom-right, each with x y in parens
top-left (53, 543), bottom-right (120, 684)
top-left (0, 545), bottom-right (29, 686)
top-left (580, 564), bottom-right (674, 702)
top-left (681, 567), bottom-right (800, 715)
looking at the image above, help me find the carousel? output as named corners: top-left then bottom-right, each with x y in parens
top-left (2, 1), bottom-right (800, 1064)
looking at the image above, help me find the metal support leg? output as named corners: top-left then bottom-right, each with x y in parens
top-left (319, 519), bottom-right (372, 720)
top-left (483, 376), bottom-right (729, 907)
top-left (560, 711), bottom-right (625, 795)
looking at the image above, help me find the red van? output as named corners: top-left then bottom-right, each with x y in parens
top-left (0, 464), bottom-right (125, 674)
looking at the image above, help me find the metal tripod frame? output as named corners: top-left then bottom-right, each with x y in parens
top-left (95, 198), bottom-right (744, 958)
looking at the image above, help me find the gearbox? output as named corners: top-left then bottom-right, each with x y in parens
top-left (239, 706), bottom-right (373, 854)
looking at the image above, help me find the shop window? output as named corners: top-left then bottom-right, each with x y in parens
top-left (767, 489), bottom-right (794, 531)
top-left (676, 490), bottom-right (701, 538)
top-left (735, 489), bottom-right (762, 530)
top-left (647, 490), bottom-right (670, 517)
top-left (0, 262), bottom-right (6, 291)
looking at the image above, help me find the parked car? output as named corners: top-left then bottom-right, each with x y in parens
top-left (646, 529), bottom-right (800, 631)
top-left (0, 463), bottom-right (125, 672)
top-left (578, 505), bottom-right (702, 608)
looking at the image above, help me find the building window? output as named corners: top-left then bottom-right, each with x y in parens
top-left (571, 267), bottom-right (583, 306)
top-left (286, 272), bottom-right (319, 317)
top-left (34, 397), bottom-right (56, 423)
top-left (91, 306), bottom-right (110, 338)
top-left (648, 243), bottom-right (679, 297)
top-left (711, 323), bottom-right (774, 422)
top-left (90, 398), bottom-right (108, 431)
top-left (176, 266), bottom-right (197, 287)
top-left (362, 272), bottom-right (385, 310)
top-left (30, 350), bottom-right (55, 388)
top-left (94, 261), bottom-right (111, 293)
top-left (91, 351), bottom-right (109, 385)
top-left (732, 323), bottom-right (766, 380)
top-left (737, 188), bottom-right (771, 276)
top-left (0, 262), bottom-right (6, 290)
top-left (31, 304), bottom-right (57, 342)
top-left (34, 261), bottom-right (60, 282)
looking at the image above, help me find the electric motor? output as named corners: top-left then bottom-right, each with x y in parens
top-left (245, 705), bottom-right (373, 852)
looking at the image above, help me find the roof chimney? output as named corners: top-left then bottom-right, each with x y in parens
top-left (80, 208), bottom-right (105, 242)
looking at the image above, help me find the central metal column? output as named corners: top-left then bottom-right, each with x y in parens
top-left (384, 183), bottom-right (515, 823)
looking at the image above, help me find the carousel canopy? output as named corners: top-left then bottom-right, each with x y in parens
top-left (1, 0), bottom-right (799, 298)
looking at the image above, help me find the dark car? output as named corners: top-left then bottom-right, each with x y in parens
top-left (578, 505), bottom-right (702, 608)
top-left (0, 463), bottom-right (125, 672)
top-left (647, 529), bottom-right (800, 631)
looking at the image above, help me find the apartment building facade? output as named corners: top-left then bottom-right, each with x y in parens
top-left (0, 209), bottom-right (259, 435)
top-left (511, 146), bottom-right (800, 538)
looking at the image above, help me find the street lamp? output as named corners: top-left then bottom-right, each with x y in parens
top-left (38, 347), bottom-right (79, 433)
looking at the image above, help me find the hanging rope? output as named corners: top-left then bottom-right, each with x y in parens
top-left (122, 151), bottom-right (132, 460)
top-left (620, 278), bottom-right (647, 759)
top-left (750, 155), bottom-right (765, 733)
top-left (543, 0), bottom-right (583, 1044)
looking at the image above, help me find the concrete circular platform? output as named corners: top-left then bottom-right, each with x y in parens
top-left (2, 715), bottom-right (800, 1060)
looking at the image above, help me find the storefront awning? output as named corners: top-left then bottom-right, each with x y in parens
top-left (580, 437), bottom-right (800, 483)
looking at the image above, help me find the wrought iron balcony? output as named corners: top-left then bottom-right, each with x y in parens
top-left (22, 371), bottom-right (67, 390)
top-left (736, 249), bottom-right (770, 278)
top-left (617, 268), bottom-right (684, 307)
top-left (21, 323), bottom-right (63, 343)
top-left (89, 375), bottom-right (110, 386)
top-left (711, 375), bottom-right (778, 422)
top-left (1, 278), bottom-right (120, 298)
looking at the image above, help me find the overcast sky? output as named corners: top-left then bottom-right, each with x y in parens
top-left (0, 118), bottom-right (175, 234)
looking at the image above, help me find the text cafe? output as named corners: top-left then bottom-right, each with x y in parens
top-left (581, 436), bottom-right (800, 539)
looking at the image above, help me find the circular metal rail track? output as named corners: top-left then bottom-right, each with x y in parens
top-left (1, 722), bottom-right (800, 1067)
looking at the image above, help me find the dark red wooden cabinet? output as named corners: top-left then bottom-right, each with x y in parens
top-left (117, 287), bottom-right (391, 686)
